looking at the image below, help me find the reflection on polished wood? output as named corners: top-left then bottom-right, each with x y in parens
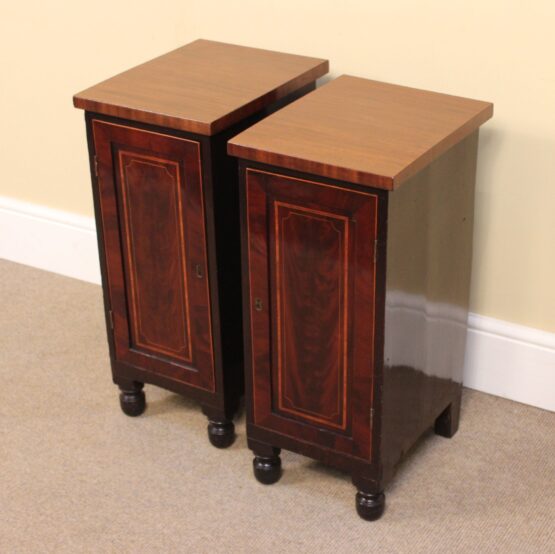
top-left (381, 133), bottom-right (478, 478)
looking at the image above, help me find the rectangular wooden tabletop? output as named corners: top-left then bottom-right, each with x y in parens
top-left (228, 75), bottom-right (493, 189)
top-left (73, 39), bottom-right (328, 136)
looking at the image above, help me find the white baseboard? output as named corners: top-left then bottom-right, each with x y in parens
top-left (465, 314), bottom-right (555, 411)
top-left (1, 197), bottom-right (553, 412)
top-left (0, 196), bottom-right (101, 284)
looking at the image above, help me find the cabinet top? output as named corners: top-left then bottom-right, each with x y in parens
top-left (73, 39), bottom-right (328, 136)
top-left (228, 75), bottom-right (493, 189)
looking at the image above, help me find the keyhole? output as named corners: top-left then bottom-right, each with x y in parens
top-left (195, 264), bottom-right (203, 279)
top-left (254, 298), bottom-right (263, 311)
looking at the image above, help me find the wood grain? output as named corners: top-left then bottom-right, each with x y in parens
top-left (228, 75), bottom-right (493, 189)
top-left (74, 39), bottom-right (328, 135)
top-left (118, 151), bottom-right (193, 363)
top-left (244, 168), bottom-right (378, 459)
top-left (275, 201), bottom-right (348, 430)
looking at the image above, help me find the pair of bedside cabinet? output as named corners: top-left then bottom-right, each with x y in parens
top-left (73, 39), bottom-right (493, 521)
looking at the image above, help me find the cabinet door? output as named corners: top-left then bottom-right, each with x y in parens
top-left (245, 169), bottom-right (378, 460)
top-left (93, 120), bottom-right (214, 392)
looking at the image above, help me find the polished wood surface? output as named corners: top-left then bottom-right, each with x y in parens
top-left (74, 40), bottom-right (328, 135)
top-left (93, 120), bottom-right (215, 391)
top-left (243, 168), bottom-right (378, 459)
top-left (275, 199), bottom-right (348, 430)
top-left (380, 132), bottom-right (479, 481)
top-left (228, 75), bottom-right (493, 189)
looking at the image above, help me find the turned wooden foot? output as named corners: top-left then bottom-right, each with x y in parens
top-left (118, 382), bottom-right (146, 417)
top-left (250, 440), bottom-right (282, 484)
top-left (207, 420), bottom-right (235, 448)
top-left (435, 395), bottom-right (461, 438)
top-left (201, 405), bottom-right (237, 448)
top-left (253, 454), bottom-right (282, 484)
top-left (355, 491), bottom-right (385, 521)
top-left (253, 439), bottom-right (281, 485)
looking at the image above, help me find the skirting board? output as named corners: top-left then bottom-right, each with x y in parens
top-left (0, 196), bottom-right (101, 284)
top-left (465, 314), bottom-right (555, 412)
top-left (1, 196), bottom-right (553, 412)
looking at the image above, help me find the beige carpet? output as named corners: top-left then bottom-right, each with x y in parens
top-left (1, 259), bottom-right (554, 553)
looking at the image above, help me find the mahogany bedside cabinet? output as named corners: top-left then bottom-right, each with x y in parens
top-left (228, 76), bottom-right (492, 517)
top-left (73, 39), bottom-right (328, 448)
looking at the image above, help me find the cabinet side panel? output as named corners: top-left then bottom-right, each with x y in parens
top-left (382, 131), bottom-right (479, 473)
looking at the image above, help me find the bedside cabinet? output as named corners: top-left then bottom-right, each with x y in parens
top-left (228, 76), bottom-right (492, 516)
top-left (73, 39), bottom-right (328, 447)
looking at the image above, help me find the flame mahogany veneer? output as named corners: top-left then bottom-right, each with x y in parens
top-left (73, 40), bottom-right (328, 447)
top-left (229, 76), bottom-right (493, 520)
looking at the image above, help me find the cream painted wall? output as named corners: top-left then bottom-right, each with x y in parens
top-left (1, 1), bottom-right (554, 332)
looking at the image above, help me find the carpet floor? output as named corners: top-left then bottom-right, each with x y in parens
top-left (1, 259), bottom-right (554, 553)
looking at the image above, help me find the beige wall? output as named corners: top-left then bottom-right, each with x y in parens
top-left (1, 1), bottom-right (554, 332)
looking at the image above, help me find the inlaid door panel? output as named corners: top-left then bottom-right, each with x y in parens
top-left (93, 120), bottom-right (214, 392)
top-left (245, 168), bottom-right (378, 459)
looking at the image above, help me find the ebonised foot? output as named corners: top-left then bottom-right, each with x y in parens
top-left (253, 454), bottom-right (282, 485)
top-left (207, 420), bottom-right (235, 448)
top-left (118, 383), bottom-right (146, 417)
top-left (355, 491), bottom-right (385, 521)
top-left (435, 396), bottom-right (461, 438)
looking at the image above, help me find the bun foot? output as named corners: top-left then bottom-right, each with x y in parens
top-left (207, 420), bottom-right (235, 448)
top-left (355, 491), bottom-right (385, 521)
top-left (253, 454), bottom-right (282, 485)
top-left (119, 385), bottom-right (146, 417)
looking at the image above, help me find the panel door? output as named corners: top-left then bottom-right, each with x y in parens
top-left (245, 168), bottom-right (378, 460)
top-left (93, 120), bottom-right (214, 392)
